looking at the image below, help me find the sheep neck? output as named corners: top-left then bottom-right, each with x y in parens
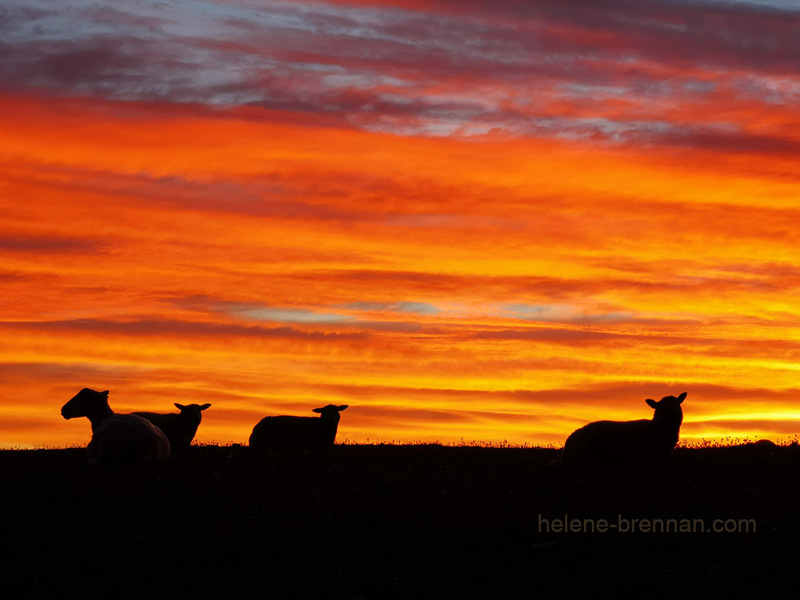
top-left (653, 411), bottom-right (683, 429)
top-left (88, 405), bottom-right (115, 433)
top-left (652, 412), bottom-right (683, 446)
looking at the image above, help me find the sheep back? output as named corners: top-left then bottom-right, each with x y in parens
top-left (562, 419), bottom-right (670, 464)
top-left (249, 416), bottom-right (323, 449)
top-left (87, 414), bottom-right (171, 467)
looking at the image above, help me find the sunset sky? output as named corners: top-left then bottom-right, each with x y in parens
top-left (2, 0), bottom-right (800, 448)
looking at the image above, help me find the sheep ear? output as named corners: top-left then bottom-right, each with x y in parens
top-left (312, 408), bottom-right (323, 414)
top-left (338, 405), bottom-right (349, 411)
top-left (646, 398), bottom-right (658, 409)
top-left (677, 392), bottom-right (687, 403)
top-left (175, 403), bottom-right (186, 410)
top-left (200, 403), bottom-right (211, 410)
top-left (101, 391), bottom-right (110, 399)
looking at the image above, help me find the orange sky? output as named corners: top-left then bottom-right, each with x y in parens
top-left (2, 1), bottom-right (800, 448)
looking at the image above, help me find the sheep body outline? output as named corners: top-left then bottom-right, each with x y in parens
top-left (132, 403), bottom-right (211, 450)
top-left (61, 388), bottom-right (170, 467)
top-left (87, 415), bottom-right (171, 467)
top-left (249, 404), bottom-right (348, 450)
top-left (561, 392), bottom-right (687, 464)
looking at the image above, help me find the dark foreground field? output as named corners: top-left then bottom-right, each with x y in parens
top-left (2, 443), bottom-right (800, 599)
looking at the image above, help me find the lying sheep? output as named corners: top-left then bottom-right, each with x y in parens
top-left (733, 438), bottom-right (779, 460)
top-left (132, 403), bottom-right (211, 451)
top-left (561, 392), bottom-right (687, 464)
top-left (249, 404), bottom-right (348, 450)
top-left (61, 388), bottom-right (171, 467)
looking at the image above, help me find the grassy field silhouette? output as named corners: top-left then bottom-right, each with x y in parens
top-left (3, 443), bottom-right (799, 598)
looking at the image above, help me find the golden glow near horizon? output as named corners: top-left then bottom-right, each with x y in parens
top-left (2, 1), bottom-right (800, 448)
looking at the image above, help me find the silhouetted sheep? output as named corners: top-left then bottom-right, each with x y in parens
top-left (733, 438), bottom-right (779, 461)
top-left (132, 403), bottom-right (211, 451)
top-left (752, 439), bottom-right (778, 449)
top-left (61, 388), bottom-right (170, 467)
top-left (249, 405), bottom-right (348, 450)
top-left (561, 392), bottom-right (687, 464)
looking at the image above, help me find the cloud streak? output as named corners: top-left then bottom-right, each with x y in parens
top-left (2, 0), bottom-right (798, 149)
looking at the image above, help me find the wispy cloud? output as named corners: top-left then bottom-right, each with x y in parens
top-left (2, 0), bottom-right (798, 149)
